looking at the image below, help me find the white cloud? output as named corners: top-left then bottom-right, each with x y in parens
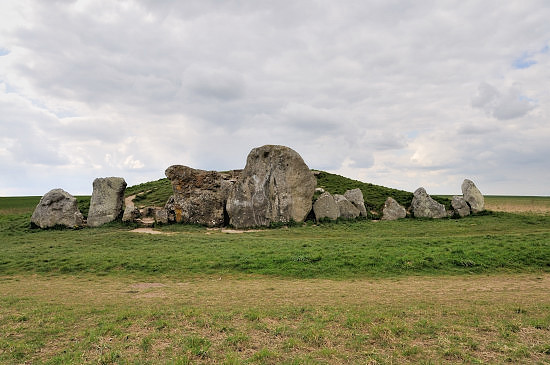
top-left (0, 1), bottom-right (549, 196)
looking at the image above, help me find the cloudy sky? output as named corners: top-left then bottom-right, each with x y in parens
top-left (1, 1), bottom-right (549, 196)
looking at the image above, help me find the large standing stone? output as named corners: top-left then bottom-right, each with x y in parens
top-left (31, 189), bottom-right (84, 228)
top-left (411, 187), bottom-right (446, 218)
top-left (344, 188), bottom-right (367, 217)
top-left (313, 192), bottom-right (339, 221)
top-left (87, 177), bottom-right (127, 227)
top-left (165, 165), bottom-right (235, 227)
top-left (461, 179), bottom-right (484, 213)
top-left (226, 145), bottom-right (316, 228)
top-left (334, 194), bottom-right (360, 219)
top-left (451, 195), bottom-right (471, 217)
top-left (382, 197), bottom-right (407, 221)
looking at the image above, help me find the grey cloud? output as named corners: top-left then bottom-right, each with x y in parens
top-left (472, 82), bottom-right (536, 120)
top-left (182, 65), bottom-right (245, 101)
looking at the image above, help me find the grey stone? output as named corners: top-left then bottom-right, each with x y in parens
top-left (154, 208), bottom-right (169, 224)
top-left (334, 194), bottom-right (360, 219)
top-left (226, 145), bottom-right (316, 228)
top-left (461, 179), bottom-right (484, 213)
top-left (451, 195), bottom-right (471, 217)
top-left (122, 206), bottom-right (141, 222)
top-left (344, 188), bottom-right (367, 217)
top-left (411, 187), bottom-right (446, 218)
top-left (382, 197), bottom-right (407, 221)
top-left (313, 192), bottom-right (339, 221)
top-left (165, 165), bottom-right (235, 227)
top-left (87, 177), bottom-right (127, 227)
top-left (31, 189), bottom-right (84, 228)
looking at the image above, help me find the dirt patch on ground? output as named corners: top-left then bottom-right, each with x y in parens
top-left (129, 228), bottom-right (173, 235)
top-left (206, 228), bottom-right (265, 234)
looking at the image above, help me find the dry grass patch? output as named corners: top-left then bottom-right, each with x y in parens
top-left (485, 196), bottom-right (550, 214)
top-left (1, 274), bottom-right (550, 363)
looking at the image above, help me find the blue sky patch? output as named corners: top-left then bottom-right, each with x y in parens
top-left (0, 47), bottom-right (10, 56)
top-left (513, 56), bottom-right (536, 69)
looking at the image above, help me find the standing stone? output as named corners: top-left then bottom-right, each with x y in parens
top-left (382, 197), bottom-right (407, 221)
top-left (461, 179), bottom-right (484, 213)
top-left (226, 145), bottom-right (316, 228)
top-left (31, 189), bottom-right (84, 228)
top-left (451, 195), bottom-right (471, 217)
top-left (344, 188), bottom-right (367, 217)
top-left (165, 165), bottom-right (235, 227)
top-left (87, 177), bottom-right (127, 227)
top-left (334, 194), bottom-right (360, 219)
top-left (411, 187), bottom-right (446, 218)
top-left (313, 192), bottom-right (339, 221)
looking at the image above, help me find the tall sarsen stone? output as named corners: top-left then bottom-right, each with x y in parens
top-left (226, 145), bottom-right (316, 228)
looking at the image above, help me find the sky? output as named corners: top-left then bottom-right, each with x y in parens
top-left (1, 1), bottom-right (549, 197)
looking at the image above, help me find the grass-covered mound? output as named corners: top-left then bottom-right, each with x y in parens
top-left (124, 178), bottom-right (173, 208)
top-left (314, 171), bottom-right (451, 215)
top-left (120, 170), bottom-right (452, 218)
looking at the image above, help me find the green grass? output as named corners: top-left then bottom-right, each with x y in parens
top-left (1, 194), bottom-right (550, 364)
top-left (124, 178), bottom-right (173, 208)
top-left (1, 208), bottom-right (549, 278)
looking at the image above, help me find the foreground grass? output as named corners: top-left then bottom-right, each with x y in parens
top-left (1, 274), bottom-right (549, 364)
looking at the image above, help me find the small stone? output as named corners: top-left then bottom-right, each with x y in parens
top-left (31, 189), bottom-right (84, 228)
top-left (382, 197), bottom-right (407, 220)
top-left (411, 187), bottom-right (446, 218)
top-left (313, 192), bottom-right (339, 221)
top-left (451, 196), bottom-right (470, 217)
top-left (344, 188), bottom-right (367, 217)
top-left (334, 194), bottom-right (360, 219)
top-left (461, 179), bottom-right (484, 213)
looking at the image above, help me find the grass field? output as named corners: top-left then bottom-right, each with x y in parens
top-left (1, 190), bottom-right (549, 363)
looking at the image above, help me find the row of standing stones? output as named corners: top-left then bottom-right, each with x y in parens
top-left (30, 145), bottom-right (484, 229)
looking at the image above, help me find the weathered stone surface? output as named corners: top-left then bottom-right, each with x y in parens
top-left (122, 206), bottom-right (141, 222)
top-left (382, 197), bottom-right (407, 221)
top-left (411, 187), bottom-right (446, 218)
top-left (334, 194), bottom-right (360, 219)
top-left (165, 165), bottom-right (236, 227)
top-left (154, 208), bottom-right (169, 224)
top-left (451, 195), bottom-right (471, 217)
top-left (226, 145), bottom-right (317, 228)
top-left (344, 188), bottom-right (367, 217)
top-left (461, 179), bottom-right (484, 213)
top-left (313, 192), bottom-right (339, 221)
top-left (31, 189), bottom-right (84, 228)
top-left (87, 177), bottom-right (127, 227)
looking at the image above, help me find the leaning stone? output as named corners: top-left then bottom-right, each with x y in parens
top-left (87, 177), bottom-right (127, 227)
top-left (344, 188), bottom-right (367, 217)
top-left (411, 187), bottom-right (446, 218)
top-left (165, 165), bottom-right (236, 227)
top-left (313, 192), bottom-right (339, 221)
top-left (334, 194), bottom-right (360, 219)
top-left (382, 197), bottom-right (407, 221)
top-left (226, 145), bottom-right (316, 228)
top-left (451, 195), bottom-right (470, 217)
top-left (461, 179), bottom-right (484, 213)
top-left (31, 189), bottom-right (84, 228)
